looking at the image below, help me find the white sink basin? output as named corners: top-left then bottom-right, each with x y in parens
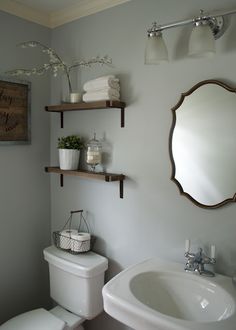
top-left (102, 258), bottom-right (236, 330)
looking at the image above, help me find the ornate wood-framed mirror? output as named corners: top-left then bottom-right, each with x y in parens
top-left (169, 80), bottom-right (236, 208)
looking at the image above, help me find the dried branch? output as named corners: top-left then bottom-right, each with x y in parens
top-left (5, 41), bottom-right (112, 93)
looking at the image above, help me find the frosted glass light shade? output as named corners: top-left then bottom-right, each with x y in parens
top-left (188, 24), bottom-right (215, 58)
top-left (145, 35), bottom-right (168, 64)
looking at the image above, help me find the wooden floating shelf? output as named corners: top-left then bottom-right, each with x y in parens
top-left (45, 100), bottom-right (126, 128)
top-left (45, 166), bottom-right (125, 198)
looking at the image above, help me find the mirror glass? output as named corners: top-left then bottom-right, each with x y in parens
top-left (169, 80), bottom-right (236, 208)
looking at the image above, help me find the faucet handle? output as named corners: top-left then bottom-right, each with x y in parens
top-left (185, 239), bottom-right (190, 253)
top-left (211, 245), bottom-right (216, 259)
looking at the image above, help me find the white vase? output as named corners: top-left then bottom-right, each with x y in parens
top-left (59, 149), bottom-right (80, 170)
top-left (61, 91), bottom-right (81, 103)
top-left (69, 92), bottom-right (81, 103)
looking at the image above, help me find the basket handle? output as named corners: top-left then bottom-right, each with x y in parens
top-left (61, 210), bottom-right (90, 234)
top-left (62, 210), bottom-right (83, 230)
top-left (70, 209), bottom-right (83, 214)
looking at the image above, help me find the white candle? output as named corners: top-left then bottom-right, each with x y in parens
top-left (185, 239), bottom-right (190, 253)
top-left (211, 245), bottom-right (216, 258)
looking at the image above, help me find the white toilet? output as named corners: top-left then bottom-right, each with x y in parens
top-left (0, 245), bottom-right (108, 330)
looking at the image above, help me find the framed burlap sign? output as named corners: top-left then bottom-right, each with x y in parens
top-left (0, 77), bottom-right (31, 144)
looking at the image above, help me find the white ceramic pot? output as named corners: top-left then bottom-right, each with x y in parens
top-left (59, 149), bottom-right (80, 170)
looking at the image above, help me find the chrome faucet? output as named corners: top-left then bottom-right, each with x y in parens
top-left (184, 240), bottom-right (216, 277)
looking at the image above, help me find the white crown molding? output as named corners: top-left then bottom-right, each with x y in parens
top-left (50, 0), bottom-right (131, 28)
top-left (0, 0), bottom-right (51, 28)
top-left (0, 0), bottom-right (131, 28)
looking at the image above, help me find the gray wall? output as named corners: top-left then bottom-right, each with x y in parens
top-left (1, 0), bottom-right (236, 328)
top-left (50, 1), bottom-right (236, 329)
top-left (0, 11), bottom-right (51, 324)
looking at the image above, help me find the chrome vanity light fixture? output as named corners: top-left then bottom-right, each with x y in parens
top-left (188, 11), bottom-right (216, 58)
top-left (145, 8), bottom-right (236, 64)
top-left (145, 22), bottom-right (168, 64)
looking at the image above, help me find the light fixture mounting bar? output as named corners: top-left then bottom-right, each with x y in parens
top-left (155, 18), bottom-right (194, 32)
top-left (212, 8), bottom-right (236, 17)
top-left (150, 8), bottom-right (236, 36)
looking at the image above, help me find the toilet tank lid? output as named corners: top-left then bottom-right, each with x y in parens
top-left (0, 308), bottom-right (65, 330)
top-left (43, 245), bottom-right (108, 277)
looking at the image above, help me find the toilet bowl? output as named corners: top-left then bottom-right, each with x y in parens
top-left (0, 246), bottom-right (108, 330)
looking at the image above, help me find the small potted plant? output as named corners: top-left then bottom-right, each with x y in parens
top-left (58, 135), bottom-right (84, 170)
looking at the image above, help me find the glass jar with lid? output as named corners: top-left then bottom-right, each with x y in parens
top-left (86, 133), bottom-right (102, 171)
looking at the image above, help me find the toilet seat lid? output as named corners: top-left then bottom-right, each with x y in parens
top-left (0, 308), bottom-right (65, 330)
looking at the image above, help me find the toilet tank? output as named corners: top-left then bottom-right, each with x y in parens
top-left (43, 246), bottom-right (108, 319)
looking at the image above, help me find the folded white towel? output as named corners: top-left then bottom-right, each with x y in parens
top-left (86, 75), bottom-right (116, 83)
top-left (83, 91), bottom-right (120, 102)
top-left (84, 75), bottom-right (120, 91)
top-left (83, 81), bottom-right (120, 92)
top-left (84, 88), bottom-right (120, 98)
top-left (93, 74), bottom-right (116, 80)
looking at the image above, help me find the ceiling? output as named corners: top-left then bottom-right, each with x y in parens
top-left (0, 0), bottom-right (130, 28)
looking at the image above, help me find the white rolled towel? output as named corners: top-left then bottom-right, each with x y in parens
top-left (83, 87), bottom-right (120, 102)
top-left (84, 84), bottom-right (120, 92)
top-left (83, 91), bottom-right (120, 102)
top-left (85, 87), bottom-right (120, 98)
top-left (84, 75), bottom-right (119, 91)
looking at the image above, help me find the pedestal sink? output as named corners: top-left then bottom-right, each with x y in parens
top-left (102, 258), bottom-right (236, 330)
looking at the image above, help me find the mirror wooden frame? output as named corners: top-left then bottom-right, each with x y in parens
top-left (169, 79), bottom-right (236, 209)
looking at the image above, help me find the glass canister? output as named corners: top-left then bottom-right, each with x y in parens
top-left (86, 133), bottom-right (102, 171)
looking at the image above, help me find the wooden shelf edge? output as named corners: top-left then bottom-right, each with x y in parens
top-left (45, 100), bottom-right (126, 128)
top-left (45, 100), bottom-right (126, 112)
top-left (45, 166), bottom-right (125, 198)
top-left (45, 167), bottom-right (125, 182)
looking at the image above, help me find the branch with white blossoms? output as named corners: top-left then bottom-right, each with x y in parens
top-left (5, 41), bottom-right (112, 93)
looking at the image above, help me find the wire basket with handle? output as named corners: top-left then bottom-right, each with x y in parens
top-left (53, 210), bottom-right (93, 254)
